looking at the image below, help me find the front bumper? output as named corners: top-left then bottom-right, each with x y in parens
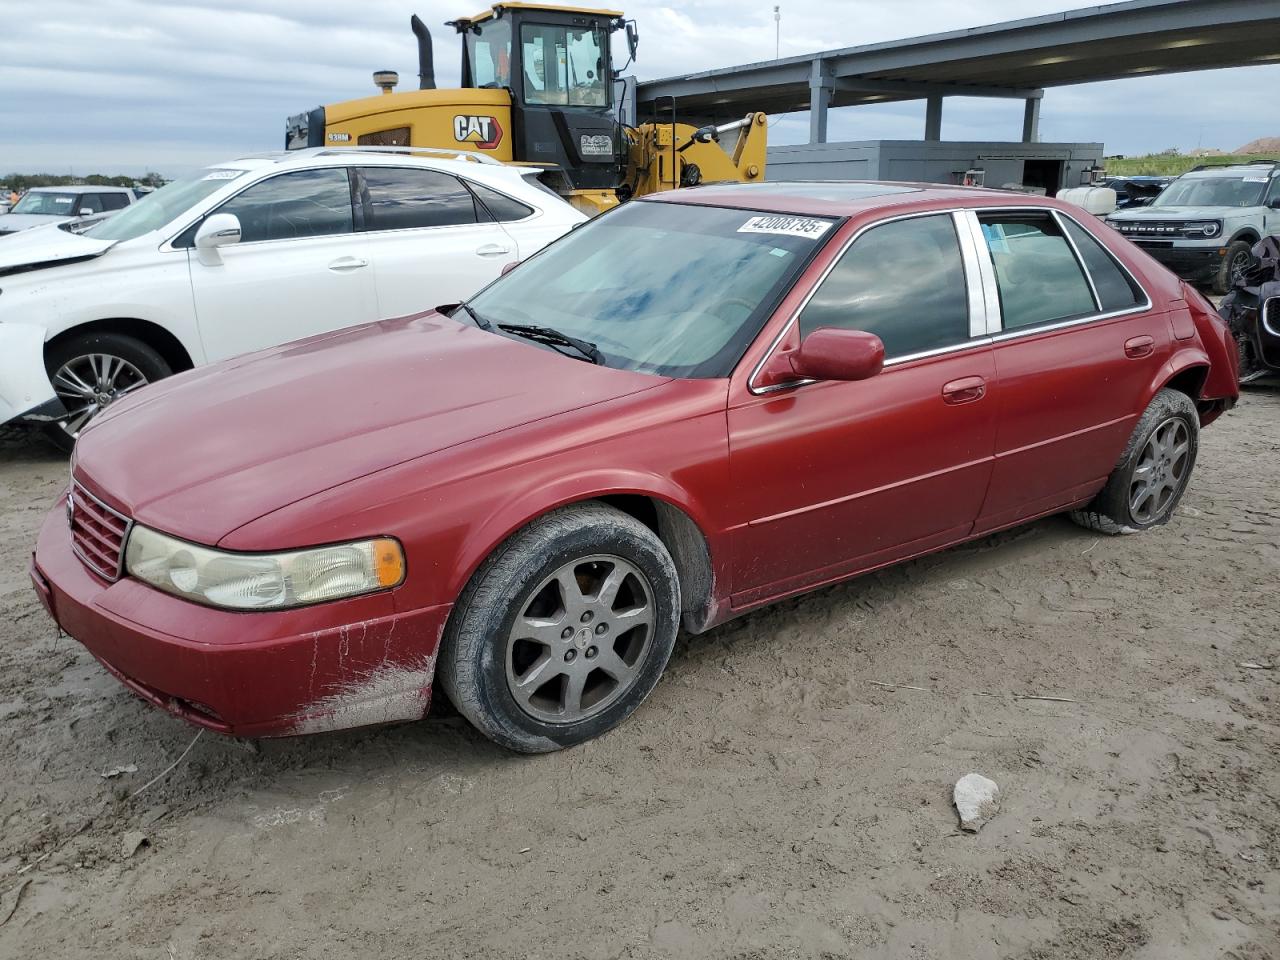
top-left (1130, 241), bottom-right (1226, 283)
top-left (31, 495), bottom-right (451, 737)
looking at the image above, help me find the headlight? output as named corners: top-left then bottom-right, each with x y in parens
top-left (1183, 221), bottom-right (1221, 238)
top-left (124, 525), bottom-right (405, 610)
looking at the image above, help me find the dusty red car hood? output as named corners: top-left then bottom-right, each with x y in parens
top-left (75, 312), bottom-right (667, 545)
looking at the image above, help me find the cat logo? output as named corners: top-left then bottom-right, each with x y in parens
top-left (453, 115), bottom-right (503, 150)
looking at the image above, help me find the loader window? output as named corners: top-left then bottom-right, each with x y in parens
top-left (466, 19), bottom-right (512, 88)
top-left (521, 23), bottom-right (608, 107)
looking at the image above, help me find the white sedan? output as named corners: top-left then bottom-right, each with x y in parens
top-left (0, 148), bottom-right (585, 449)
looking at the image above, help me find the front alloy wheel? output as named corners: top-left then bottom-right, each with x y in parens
top-left (439, 502), bottom-right (681, 753)
top-left (51, 353), bottom-right (150, 438)
top-left (506, 555), bottom-right (655, 724)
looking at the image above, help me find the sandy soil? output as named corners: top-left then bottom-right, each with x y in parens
top-left (0, 389), bottom-right (1277, 960)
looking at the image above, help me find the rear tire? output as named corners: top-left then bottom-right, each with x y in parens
top-left (1070, 388), bottom-right (1199, 535)
top-left (1212, 239), bottom-right (1253, 296)
top-left (42, 332), bottom-right (170, 452)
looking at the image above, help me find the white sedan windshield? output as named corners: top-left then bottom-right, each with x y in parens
top-left (85, 170), bottom-right (248, 242)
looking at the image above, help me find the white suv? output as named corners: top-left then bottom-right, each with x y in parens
top-left (0, 149), bottom-right (585, 448)
top-left (0, 185), bottom-right (137, 236)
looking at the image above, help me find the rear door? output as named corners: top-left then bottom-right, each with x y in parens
top-left (727, 211), bottom-right (997, 606)
top-left (354, 166), bottom-right (518, 317)
top-left (970, 208), bottom-right (1169, 533)
top-left (188, 167), bottom-right (378, 361)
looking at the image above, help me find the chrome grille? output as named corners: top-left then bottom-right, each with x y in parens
top-left (69, 481), bottom-right (131, 581)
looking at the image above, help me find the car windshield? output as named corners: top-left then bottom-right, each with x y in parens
top-left (464, 201), bottom-right (837, 378)
top-left (11, 192), bottom-right (79, 215)
top-left (1152, 174), bottom-right (1268, 208)
top-left (84, 169), bottom-right (249, 242)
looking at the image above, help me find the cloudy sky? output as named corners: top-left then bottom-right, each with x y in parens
top-left (2, 0), bottom-right (1275, 177)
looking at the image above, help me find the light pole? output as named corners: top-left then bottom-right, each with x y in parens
top-left (774, 6), bottom-right (780, 59)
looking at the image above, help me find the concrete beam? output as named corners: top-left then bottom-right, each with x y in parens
top-left (1022, 95), bottom-right (1042, 143)
top-left (924, 96), bottom-right (943, 141)
top-left (833, 76), bottom-right (1042, 99)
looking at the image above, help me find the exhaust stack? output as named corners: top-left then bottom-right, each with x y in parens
top-left (411, 14), bottom-right (436, 90)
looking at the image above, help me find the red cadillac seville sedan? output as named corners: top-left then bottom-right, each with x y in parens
top-left (31, 182), bottom-right (1238, 752)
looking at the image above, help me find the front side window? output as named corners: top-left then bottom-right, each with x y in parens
top-left (216, 168), bottom-right (353, 243)
top-left (978, 213), bottom-right (1096, 329)
top-left (797, 214), bottom-right (970, 359)
top-left (358, 168), bottom-right (478, 230)
top-left (466, 18), bottom-right (512, 87)
top-left (464, 202), bottom-right (832, 377)
top-left (521, 23), bottom-right (608, 106)
top-left (1152, 175), bottom-right (1267, 208)
top-left (11, 192), bottom-right (78, 215)
top-left (99, 193), bottom-right (132, 211)
top-left (77, 194), bottom-right (104, 214)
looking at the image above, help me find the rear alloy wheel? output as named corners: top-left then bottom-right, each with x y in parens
top-left (43, 333), bottom-right (171, 451)
top-left (1070, 388), bottom-right (1199, 535)
top-left (439, 503), bottom-right (680, 753)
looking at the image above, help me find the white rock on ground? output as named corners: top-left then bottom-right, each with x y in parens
top-left (953, 773), bottom-right (1001, 832)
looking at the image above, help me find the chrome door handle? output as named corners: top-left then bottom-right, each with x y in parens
top-left (475, 244), bottom-right (511, 257)
top-left (328, 257), bottom-right (369, 271)
top-left (941, 376), bottom-right (987, 405)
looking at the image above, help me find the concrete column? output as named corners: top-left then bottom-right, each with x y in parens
top-left (809, 60), bottom-right (835, 144)
top-left (1022, 96), bottom-right (1041, 143)
top-left (924, 95), bottom-right (943, 141)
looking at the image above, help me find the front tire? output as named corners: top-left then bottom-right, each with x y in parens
top-left (1070, 388), bottom-right (1199, 535)
top-left (439, 503), bottom-right (680, 753)
top-left (42, 332), bottom-right (170, 452)
top-left (1212, 239), bottom-right (1253, 296)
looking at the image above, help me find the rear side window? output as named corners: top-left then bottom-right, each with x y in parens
top-left (216, 168), bottom-right (354, 243)
top-left (978, 213), bottom-right (1096, 329)
top-left (1061, 217), bottom-right (1142, 312)
top-left (359, 167), bottom-right (478, 230)
top-left (469, 182), bottom-right (534, 222)
top-left (798, 214), bottom-right (970, 359)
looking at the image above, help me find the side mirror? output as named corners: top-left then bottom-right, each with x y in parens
top-left (500, 260), bottom-right (520, 276)
top-left (193, 213), bottom-right (242, 265)
top-left (1267, 197), bottom-right (1280, 210)
top-left (626, 22), bottom-right (639, 63)
top-left (79, 207), bottom-right (94, 216)
top-left (788, 328), bottom-right (885, 382)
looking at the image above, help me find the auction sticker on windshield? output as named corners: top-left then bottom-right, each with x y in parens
top-left (738, 215), bottom-right (833, 239)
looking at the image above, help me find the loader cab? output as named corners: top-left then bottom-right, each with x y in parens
top-left (452, 4), bottom-right (631, 192)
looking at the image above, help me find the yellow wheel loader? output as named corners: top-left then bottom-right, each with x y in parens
top-left (285, 4), bottom-right (767, 215)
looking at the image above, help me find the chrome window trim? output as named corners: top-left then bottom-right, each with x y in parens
top-left (952, 210), bottom-right (993, 338)
top-left (747, 208), bottom-right (980, 396)
top-left (957, 210), bottom-right (1004, 336)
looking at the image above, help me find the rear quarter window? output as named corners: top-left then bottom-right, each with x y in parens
top-left (1061, 217), bottom-right (1142, 312)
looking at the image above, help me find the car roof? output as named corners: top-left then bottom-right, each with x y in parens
top-left (29, 185), bottom-right (131, 193)
top-left (212, 148), bottom-right (539, 186)
top-left (1181, 163), bottom-right (1279, 179)
top-left (641, 180), bottom-right (1059, 217)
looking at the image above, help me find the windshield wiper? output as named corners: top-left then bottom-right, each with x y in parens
top-left (497, 323), bottom-right (603, 365)
top-left (455, 303), bottom-right (493, 330)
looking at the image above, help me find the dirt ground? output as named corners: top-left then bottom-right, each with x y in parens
top-left (0, 388), bottom-right (1277, 960)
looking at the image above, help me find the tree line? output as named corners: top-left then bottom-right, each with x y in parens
top-left (2, 171), bottom-right (167, 191)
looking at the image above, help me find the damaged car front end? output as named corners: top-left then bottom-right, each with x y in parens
top-left (0, 323), bottom-right (65, 425)
top-left (1218, 235), bottom-right (1280, 383)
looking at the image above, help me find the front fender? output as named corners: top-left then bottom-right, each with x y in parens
top-left (0, 323), bottom-right (63, 424)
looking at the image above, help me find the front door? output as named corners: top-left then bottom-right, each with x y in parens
top-left (188, 167), bottom-right (377, 362)
top-left (727, 211), bottom-right (998, 607)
